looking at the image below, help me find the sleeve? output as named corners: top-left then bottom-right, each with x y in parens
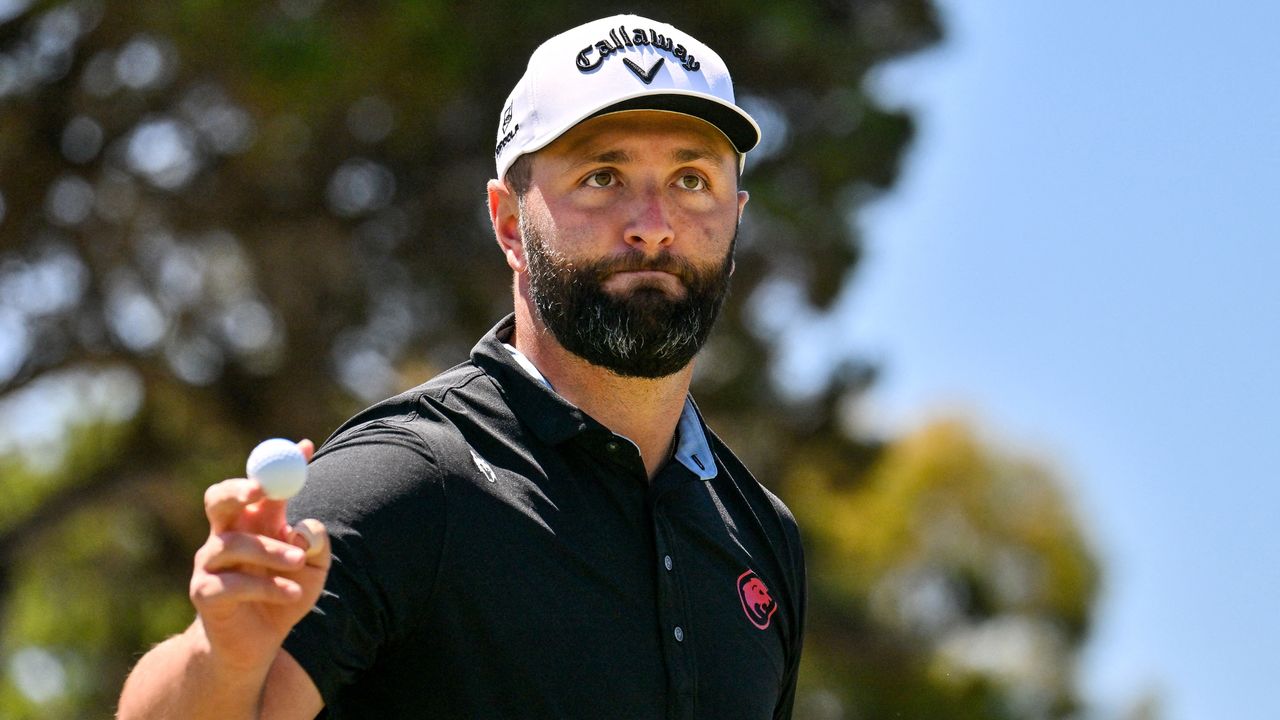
top-left (281, 420), bottom-right (447, 707)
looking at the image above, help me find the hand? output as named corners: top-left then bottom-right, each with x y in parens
top-left (189, 439), bottom-right (330, 672)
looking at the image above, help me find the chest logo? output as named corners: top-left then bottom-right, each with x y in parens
top-left (469, 448), bottom-right (497, 483)
top-left (737, 569), bottom-right (777, 630)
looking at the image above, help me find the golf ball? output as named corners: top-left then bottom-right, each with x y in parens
top-left (246, 438), bottom-right (308, 500)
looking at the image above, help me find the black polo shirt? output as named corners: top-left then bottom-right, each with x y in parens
top-left (284, 315), bottom-right (806, 719)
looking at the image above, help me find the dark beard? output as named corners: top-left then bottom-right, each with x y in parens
top-left (521, 216), bottom-right (734, 379)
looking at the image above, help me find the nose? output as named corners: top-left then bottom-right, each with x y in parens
top-left (625, 186), bottom-right (674, 253)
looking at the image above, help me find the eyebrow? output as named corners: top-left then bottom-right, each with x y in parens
top-left (671, 147), bottom-right (722, 164)
top-left (568, 146), bottom-right (727, 170)
top-left (573, 149), bottom-right (632, 168)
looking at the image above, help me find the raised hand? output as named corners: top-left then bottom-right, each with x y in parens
top-left (188, 440), bottom-right (330, 672)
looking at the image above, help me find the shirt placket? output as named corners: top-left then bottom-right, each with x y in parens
top-left (596, 431), bottom-right (698, 720)
top-left (650, 467), bottom-right (697, 720)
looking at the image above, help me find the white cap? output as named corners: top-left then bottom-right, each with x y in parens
top-left (494, 14), bottom-right (761, 180)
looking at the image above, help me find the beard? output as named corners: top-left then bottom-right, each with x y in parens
top-left (521, 213), bottom-right (735, 379)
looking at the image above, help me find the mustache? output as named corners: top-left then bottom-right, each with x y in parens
top-left (586, 251), bottom-right (711, 285)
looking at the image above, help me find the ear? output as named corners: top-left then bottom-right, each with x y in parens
top-left (488, 178), bottom-right (526, 272)
top-left (730, 189), bottom-right (749, 276)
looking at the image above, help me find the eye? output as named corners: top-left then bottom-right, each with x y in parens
top-left (584, 170), bottom-right (616, 188)
top-left (677, 174), bottom-right (707, 191)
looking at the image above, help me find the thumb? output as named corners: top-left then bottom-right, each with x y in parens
top-left (297, 438), bottom-right (315, 463)
top-left (289, 518), bottom-right (330, 563)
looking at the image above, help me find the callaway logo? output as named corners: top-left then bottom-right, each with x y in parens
top-left (622, 57), bottom-right (663, 85)
top-left (737, 569), bottom-right (777, 630)
top-left (575, 24), bottom-right (702, 79)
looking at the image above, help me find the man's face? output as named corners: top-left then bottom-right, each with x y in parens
top-left (514, 111), bottom-right (747, 378)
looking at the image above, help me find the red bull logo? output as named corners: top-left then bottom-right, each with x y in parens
top-left (737, 569), bottom-right (777, 630)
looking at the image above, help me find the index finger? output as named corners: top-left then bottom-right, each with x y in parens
top-left (204, 479), bottom-right (265, 534)
top-left (206, 438), bottom-right (317, 536)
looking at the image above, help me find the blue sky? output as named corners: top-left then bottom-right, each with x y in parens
top-left (806, 1), bottom-right (1279, 717)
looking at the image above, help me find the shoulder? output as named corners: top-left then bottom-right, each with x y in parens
top-left (704, 426), bottom-right (806, 575)
top-left (321, 359), bottom-right (500, 461)
top-left (705, 428), bottom-right (800, 531)
top-left (321, 359), bottom-right (492, 443)
top-left (289, 359), bottom-right (499, 524)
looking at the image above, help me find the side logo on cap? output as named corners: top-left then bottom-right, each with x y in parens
top-left (495, 102), bottom-right (520, 158)
top-left (575, 24), bottom-right (701, 75)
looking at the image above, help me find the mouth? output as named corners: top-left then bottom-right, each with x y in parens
top-left (611, 269), bottom-right (677, 282)
top-left (601, 269), bottom-right (685, 296)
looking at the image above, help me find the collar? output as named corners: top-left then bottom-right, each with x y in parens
top-left (673, 395), bottom-right (718, 480)
top-left (470, 315), bottom-right (718, 480)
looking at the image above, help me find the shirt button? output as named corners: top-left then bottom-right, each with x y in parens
top-left (664, 555), bottom-right (673, 571)
top-left (673, 626), bottom-right (684, 642)
top-left (605, 440), bottom-right (621, 452)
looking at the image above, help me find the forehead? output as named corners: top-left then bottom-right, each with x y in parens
top-left (537, 110), bottom-right (738, 167)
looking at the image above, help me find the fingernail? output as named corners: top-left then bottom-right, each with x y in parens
top-left (286, 548), bottom-right (306, 563)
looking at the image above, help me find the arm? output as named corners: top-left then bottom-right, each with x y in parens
top-left (118, 620), bottom-right (321, 720)
top-left (118, 442), bottom-right (329, 720)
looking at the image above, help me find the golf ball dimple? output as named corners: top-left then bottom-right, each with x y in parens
top-left (246, 438), bottom-right (307, 500)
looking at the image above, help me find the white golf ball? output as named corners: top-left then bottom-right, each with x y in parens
top-left (246, 438), bottom-right (307, 500)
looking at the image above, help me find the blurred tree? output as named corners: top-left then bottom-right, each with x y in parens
top-left (789, 420), bottom-right (1098, 719)
top-left (0, 1), bottom-right (1112, 718)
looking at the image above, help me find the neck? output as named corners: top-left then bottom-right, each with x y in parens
top-left (511, 302), bottom-right (691, 480)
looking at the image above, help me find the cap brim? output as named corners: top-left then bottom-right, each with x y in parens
top-left (497, 90), bottom-right (761, 180)
top-left (586, 92), bottom-right (760, 154)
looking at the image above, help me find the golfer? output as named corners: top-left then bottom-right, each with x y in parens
top-left (119, 14), bottom-right (805, 719)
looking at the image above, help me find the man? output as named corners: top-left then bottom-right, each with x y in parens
top-left (119, 14), bottom-right (805, 719)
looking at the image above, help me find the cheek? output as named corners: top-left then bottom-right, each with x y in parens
top-left (519, 199), bottom-right (585, 256)
top-left (682, 205), bottom-right (739, 255)
top-left (537, 207), bottom-right (618, 255)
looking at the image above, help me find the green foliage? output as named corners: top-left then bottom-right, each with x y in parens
top-left (0, 1), bottom-right (1112, 717)
top-left (790, 420), bottom-right (1099, 718)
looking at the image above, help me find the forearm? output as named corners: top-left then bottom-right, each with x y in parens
top-left (118, 619), bottom-right (273, 720)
